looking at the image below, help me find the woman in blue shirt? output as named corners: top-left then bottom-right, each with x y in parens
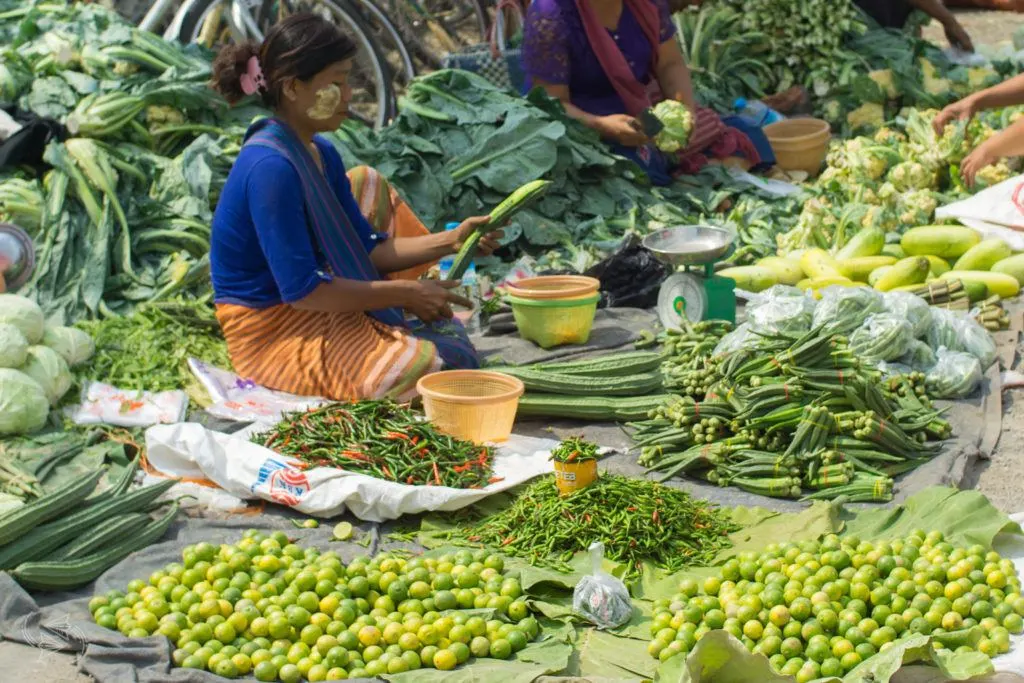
top-left (209, 13), bottom-right (499, 400)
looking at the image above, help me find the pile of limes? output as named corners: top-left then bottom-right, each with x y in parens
top-left (88, 530), bottom-right (541, 681)
top-left (648, 531), bottom-right (1023, 683)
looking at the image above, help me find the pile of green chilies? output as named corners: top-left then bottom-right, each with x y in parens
top-left (549, 436), bottom-right (599, 464)
top-left (253, 401), bottom-right (496, 489)
top-left (441, 474), bottom-right (737, 576)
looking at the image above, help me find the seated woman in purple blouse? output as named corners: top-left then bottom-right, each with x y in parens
top-left (521, 0), bottom-right (759, 185)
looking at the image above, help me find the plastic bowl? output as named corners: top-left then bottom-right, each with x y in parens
top-left (417, 370), bottom-right (524, 443)
top-left (508, 292), bottom-right (600, 349)
top-left (764, 118), bottom-right (831, 177)
top-left (505, 275), bottom-right (600, 300)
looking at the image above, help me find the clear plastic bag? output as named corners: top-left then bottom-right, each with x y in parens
top-left (877, 360), bottom-right (914, 378)
top-left (899, 338), bottom-right (937, 371)
top-left (572, 542), bottom-right (633, 630)
top-left (812, 286), bottom-right (884, 336)
top-left (881, 291), bottom-right (932, 338)
top-left (926, 308), bottom-right (997, 368)
top-left (925, 347), bottom-right (983, 399)
top-left (746, 286), bottom-right (816, 335)
top-left (850, 313), bottom-right (914, 362)
top-left (714, 323), bottom-right (760, 357)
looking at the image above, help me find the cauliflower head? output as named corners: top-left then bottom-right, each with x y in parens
top-left (847, 102), bottom-right (885, 132)
top-left (651, 100), bottom-right (694, 153)
top-left (874, 127), bottom-right (906, 147)
top-left (887, 161), bottom-right (937, 192)
top-left (897, 190), bottom-right (938, 227)
top-left (869, 69), bottom-right (900, 100)
top-left (974, 161), bottom-right (1015, 190)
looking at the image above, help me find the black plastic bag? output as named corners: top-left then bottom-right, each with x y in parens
top-left (585, 234), bottom-right (669, 309)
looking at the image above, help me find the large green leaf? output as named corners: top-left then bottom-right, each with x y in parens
top-left (444, 111), bottom-right (566, 194)
top-left (653, 630), bottom-right (994, 683)
top-left (841, 487), bottom-right (1022, 550)
top-left (572, 627), bottom-right (657, 681)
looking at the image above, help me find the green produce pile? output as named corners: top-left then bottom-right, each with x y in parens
top-left (435, 474), bottom-right (737, 576)
top-left (0, 1), bottom-right (252, 324)
top-left (773, 108), bottom-right (1021, 258)
top-left (648, 531), bottom-right (1023, 681)
top-left (686, 1), bottom-right (1011, 133)
top-left (252, 401), bottom-right (496, 489)
top-left (329, 69), bottom-right (775, 275)
top-left (493, 350), bottom-right (675, 423)
top-left (0, 457), bottom-right (181, 591)
top-left (75, 298), bottom-right (230, 394)
top-left (634, 320), bottom-right (952, 500)
top-left (90, 530), bottom-right (542, 679)
top-left (0, 293), bottom-right (95, 436)
top-left (549, 436), bottom-right (599, 464)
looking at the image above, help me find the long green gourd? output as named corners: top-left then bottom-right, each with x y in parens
top-left (445, 179), bottom-right (552, 282)
top-left (492, 367), bottom-right (663, 396)
top-left (13, 502), bottom-right (181, 591)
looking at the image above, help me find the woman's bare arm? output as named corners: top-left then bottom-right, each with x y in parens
top-left (654, 38), bottom-right (696, 109)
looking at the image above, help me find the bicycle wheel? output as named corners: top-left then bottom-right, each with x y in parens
top-left (390, 0), bottom-right (490, 70)
top-left (338, 0), bottom-right (416, 87)
top-left (175, 0), bottom-right (397, 129)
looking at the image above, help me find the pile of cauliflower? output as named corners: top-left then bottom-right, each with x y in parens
top-left (776, 105), bottom-right (1022, 254)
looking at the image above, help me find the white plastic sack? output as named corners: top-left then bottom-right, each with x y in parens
top-left (144, 422), bottom-right (557, 522)
top-left (65, 381), bottom-right (188, 427)
top-left (188, 359), bottom-right (327, 424)
top-left (934, 174), bottom-right (1024, 251)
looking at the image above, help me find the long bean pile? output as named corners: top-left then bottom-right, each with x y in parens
top-left (253, 401), bottom-right (496, 489)
top-left (445, 474), bottom-right (737, 576)
top-left (636, 323), bottom-right (952, 502)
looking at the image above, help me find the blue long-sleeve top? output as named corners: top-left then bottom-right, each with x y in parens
top-left (210, 137), bottom-right (385, 308)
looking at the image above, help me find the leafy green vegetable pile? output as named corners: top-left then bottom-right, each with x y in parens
top-left (75, 298), bottom-right (230, 393)
top-left (328, 69), bottom-right (783, 275)
top-left (0, 1), bottom-right (258, 324)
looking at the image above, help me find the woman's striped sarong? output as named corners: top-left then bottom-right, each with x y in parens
top-left (215, 166), bottom-right (448, 401)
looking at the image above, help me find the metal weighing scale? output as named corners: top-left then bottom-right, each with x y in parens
top-left (0, 223), bottom-right (34, 293)
top-left (642, 225), bottom-right (737, 330)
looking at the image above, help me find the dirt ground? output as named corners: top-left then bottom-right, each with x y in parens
top-left (924, 8), bottom-right (1024, 47)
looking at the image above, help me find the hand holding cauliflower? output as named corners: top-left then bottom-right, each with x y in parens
top-left (651, 100), bottom-right (694, 153)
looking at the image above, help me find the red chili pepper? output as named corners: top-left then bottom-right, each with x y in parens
top-left (652, 510), bottom-right (660, 524)
top-left (411, 436), bottom-right (419, 445)
top-left (281, 435), bottom-right (291, 448)
top-left (407, 476), bottom-right (415, 484)
top-left (385, 432), bottom-right (410, 441)
top-left (432, 461), bottom-right (441, 486)
top-left (502, 535), bottom-right (516, 546)
top-left (381, 464), bottom-right (393, 479)
top-left (627, 506), bottom-right (637, 512)
top-left (488, 476), bottom-right (504, 484)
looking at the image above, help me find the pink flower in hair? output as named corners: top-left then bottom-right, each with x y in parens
top-left (239, 55), bottom-right (266, 96)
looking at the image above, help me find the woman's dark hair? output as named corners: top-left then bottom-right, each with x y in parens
top-left (211, 13), bottom-right (358, 106)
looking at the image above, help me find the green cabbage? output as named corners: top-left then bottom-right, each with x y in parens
top-left (42, 325), bottom-right (95, 367)
top-left (0, 294), bottom-right (44, 344)
top-left (21, 344), bottom-right (71, 405)
top-left (0, 322), bottom-right (28, 368)
top-left (0, 368), bottom-right (49, 435)
top-left (651, 100), bottom-right (694, 153)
